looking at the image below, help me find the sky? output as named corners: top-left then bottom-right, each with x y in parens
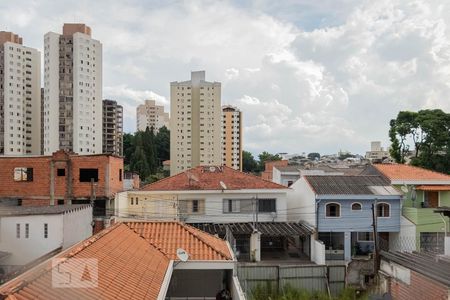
top-left (1, 0), bottom-right (450, 156)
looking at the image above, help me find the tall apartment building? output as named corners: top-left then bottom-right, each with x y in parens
top-left (102, 99), bottom-right (123, 156)
top-left (43, 23), bottom-right (102, 155)
top-left (0, 31), bottom-right (41, 155)
top-left (170, 71), bottom-right (222, 175)
top-left (222, 105), bottom-right (242, 171)
top-left (136, 99), bottom-right (169, 132)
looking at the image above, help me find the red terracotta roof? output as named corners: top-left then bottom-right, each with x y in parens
top-left (416, 185), bottom-right (450, 191)
top-left (374, 164), bottom-right (450, 181)
top-left (141, 165), bottom-right (287, 191)
top-left (125, 222), bottom-right (232, 261)
top-left (0, 223), bottom-right (170, 300)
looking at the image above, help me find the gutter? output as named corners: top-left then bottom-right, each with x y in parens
top-left (157, 260), bottom-right (174, 300)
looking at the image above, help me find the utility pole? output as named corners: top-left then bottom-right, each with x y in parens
top-left (372, 199), bottom-right (380, 277)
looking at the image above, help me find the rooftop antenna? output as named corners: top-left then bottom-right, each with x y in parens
top-left (176, 248), bottom-right (189, 262)
top-left (220, 181), bottom-right (227, 191)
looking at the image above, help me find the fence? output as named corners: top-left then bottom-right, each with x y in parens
top-left (237, 264), bottom-right (346, 299)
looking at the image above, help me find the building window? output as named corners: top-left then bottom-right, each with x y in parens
top-left (44, 223), bottom-right (48, 238)
top-left (377, 203), bottom-right (390, 217)
top-left (79, 168), bottom-right (98, 182)
top-left (192, 200), bottom-right (199, 213)
top-left (131, 197), bottom-right (134, 205)
top-left (357, 232), bottom-right (374, 242)
top-left (57, 168), bottom-right (65, 176)
top-left (16, 224), bottom-right (20, 238)
top-left (14, 167), bottom-right (33, 181)
top-left (287, 181), bottom-right (294, 187)
top-left (326, 203), bottom-right (340, 217)
top-left (258, 199), bottom-right (276, 213)
top-left (25, 223), bottom-right (29, 238)
top-left (136, 197), bottom-right (139, 205)
top-left (119, 169), bottom-right (122, 181)
top-left (223, 199), bottom-right (240, 213)
top-left (351, 203), bottom-right (362, 211)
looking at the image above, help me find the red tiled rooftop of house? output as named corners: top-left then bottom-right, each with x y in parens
top-left (141, 165), bottom-right (287, 191)
top-left (374, 164), bottom-right (450, 182)
top-left (416, 185), bottom-right (450, 191)
top-left (0, 223), bottom-right (170, 300)
top-left (125, 222), bottom-right (232, 261)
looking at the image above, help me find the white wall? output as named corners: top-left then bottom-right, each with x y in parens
top-left (311, 239), bottom-right (326, 265)
top-left (0, 214), bottom-right (63, 266)
top-left (389, 216), bottom-right (417, 252)
top-left (286, 177), bottom-right (316, 226)
top-left (62, 206), bottom-right (92, 248)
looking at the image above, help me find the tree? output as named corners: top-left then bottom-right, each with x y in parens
top-left (130, 133), bottom-right (150, 178)
top-left (142, 126), bottom-right (158, 174)
top-left (307, 152), bottom-right (320, 161)
top-left (242, 150), bottom-right (258, 173)
top-left (155, 126), bottom-right (170, 163)
top-left (258, 151), bottom-right (282, 172)
top-left (389, 109), bottom-right (450, 174)
top-left (123, 133), bottom-right (135, 167)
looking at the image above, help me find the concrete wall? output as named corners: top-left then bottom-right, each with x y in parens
top-left (286, 177), bottom-right (316, 226)
top-left (62, 206), bottom-right (93, 248)
top-left (311, 239), bottom-right (326, 265)
top-left (389, 216), bottom-right (417, 252)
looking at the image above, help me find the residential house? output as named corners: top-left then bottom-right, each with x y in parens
top-left (379, 251), bottom-right (450, 300)
top-left (0, 221), bottom-right (244, 299)
top-left (0, 205), bottom-right (92, 281)
top-left (288, 175), bottom-right (402, 261)
top-left (115, 165), bottom-right (314, 263)
top-left (364, 164), bottom-right (450, 253)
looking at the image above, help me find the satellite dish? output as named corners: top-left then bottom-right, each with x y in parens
top-left (220, 181), bottom-right (227, 190)
top-left (209, 166), bottom-right (216, 172)
top-left (176, 248), bottom-right (189, 262)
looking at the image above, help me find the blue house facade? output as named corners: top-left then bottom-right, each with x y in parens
top-left (302, 176), bottom-right (402, 261)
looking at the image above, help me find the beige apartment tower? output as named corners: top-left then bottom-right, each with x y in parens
top-left (0, 31), bottom-right (41, 155)
top-left (43, 24), bottom-right (102, 155)
top-left (222, 105), bottom-right (242, 171)
top-left (136, 99), bottom-right (169, 132)
top-left (170, 71), bottom-right (222, 175)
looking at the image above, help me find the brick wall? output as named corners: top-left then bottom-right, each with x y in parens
top-left (390, 269), bottom-right (449, 300)
top-left (0, 150), bottom-right (124, 205)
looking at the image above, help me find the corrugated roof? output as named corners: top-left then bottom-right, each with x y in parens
top-left (0, 205), bottom-right (91, 216)
top-left (141, 165), bottom-right (287, 191)
top-left (125, 222), bottom-right (233, 261)
top-left (374, 164), bottom-right (450, 181)
top-left (191, 222), bottom-right (314, 237)
top-left (381, 251), bottom-right (450, 287)
top-left (304, 175), bottom-right (399, 195)
top-left (0, 223), bottom-right (170, 300)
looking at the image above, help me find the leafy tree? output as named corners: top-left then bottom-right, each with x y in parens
top-left (389, 109), bottom-right (450, 174)
top-left (258, 151), bottom-right (281, 172)
top-left (123, 133), bottom-right (135, 166)
top-left (142, 126), bottom-right (158, 174)
top-left (155, 126), bottom-right (170, 163)
top-left (243, 150), bottom-right (258, 173)
top-left (130, 133), bottom-right (150, 178)
top-left (307, 152), bottom-right (320, 161)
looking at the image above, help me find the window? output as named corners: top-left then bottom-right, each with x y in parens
top-left (57, 168), bottom-right (65, 176)
top-left (224, 199), bottom-right (240, 213)
top-left (16, 224), bottom-right (20, 238)
top-left (44, 223), bottom-right (48, 238)
top-left (287, 181), bottom-right (294, 187)
top-left (79, 168), bottom-right (98, 182)
top-left (25, 224), bottom-right (29, 238)
top-left (351, 203), bottom-right (362, 211)
top-left (258, 199), bottom-right (276, 213)
top-left (377, 203), bottom-right (390, 217)
top-left (14, 167), bottom-right (33, 181)
top-left (131, 197), bottom-right (134, 205)
top-left (326, 203), bottom-right (340, 217)
top-left (357, 232), bottom-right (374, 242)
top-left (58, 199), bottom-right (65, 205)
top-left (136, 197), bottom-right (139, 205)
top-left (192, 200), bottom-right (199, 213)
top-left (119, 169), bottom-right (122, 181)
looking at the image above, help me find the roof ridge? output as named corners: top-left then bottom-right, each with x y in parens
top-left (180, 222), bottom-right (231, 260)
top-left (124, 222), bottom-right (170, 258)
top-left (223, 166), bottom-right (288, 189)
top-left (139, 167), bottom-right (193, 190)
top-left (375, 163), bottom-right (450, 179)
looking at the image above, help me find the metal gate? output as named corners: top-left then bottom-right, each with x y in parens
top-left (420, 232), bottom-right (444, 253)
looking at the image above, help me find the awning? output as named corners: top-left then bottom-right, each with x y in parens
top-left (416, 185), bottom-right (450, 191)
top-left (190, 222), bottom-right (314, 237)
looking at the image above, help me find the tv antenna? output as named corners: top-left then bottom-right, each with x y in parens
top-left (220, 181), bottom-right (227, 190)
top-left (176, 248), bottom-right (189, 262)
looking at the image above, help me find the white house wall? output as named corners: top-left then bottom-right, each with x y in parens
top-left (287, 177), bottom-right (316, 226)
top-left (62, 206), bottom-right (93, 249)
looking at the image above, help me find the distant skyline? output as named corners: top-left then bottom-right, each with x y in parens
top-left (1, 0), bottom-right (449, 155)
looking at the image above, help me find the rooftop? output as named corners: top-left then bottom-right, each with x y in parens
top-left (0, 205), bottom-right (91, 217)
top-left (141, 165), bottom-right (287, 191)
top-left (373, 164), bottom-right (450, 182)
top-left (304, 175), bottom-right (400, 196)
top-left (381, 251), bottom-right (450, 287)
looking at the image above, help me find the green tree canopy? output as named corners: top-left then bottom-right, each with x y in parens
top-left (242, 150), bottom-right (258, 173)
top-left (258, 151), bottom-right (282, 172)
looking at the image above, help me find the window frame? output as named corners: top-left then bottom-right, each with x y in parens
top-left (376, 202), bottom-right (390, 218)
top-left (325, 202), bottom-right (341, 218)
top-left (357, 232), bottom-right (374, 242)
top-left (14, 167), bottom-right (33, 182)
top-left (351, 202), bottom-right (362, 211)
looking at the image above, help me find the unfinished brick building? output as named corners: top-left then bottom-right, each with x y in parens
top-left (0, 150), bottom-right (123, 216)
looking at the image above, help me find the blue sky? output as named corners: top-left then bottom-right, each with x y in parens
top-left (1, 0), bottom-right (449, 155)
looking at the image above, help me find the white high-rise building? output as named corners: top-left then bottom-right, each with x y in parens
top-left (136, 99), bottom-right (169, 132)
top-left (170, 71), bottom-right (222, 175)
top-left (222, 105), bottom-right (242, 171)
top-left (43, 24), bottom-right (102, 155)
top-left (0, 31), bottom-right (41, 155)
